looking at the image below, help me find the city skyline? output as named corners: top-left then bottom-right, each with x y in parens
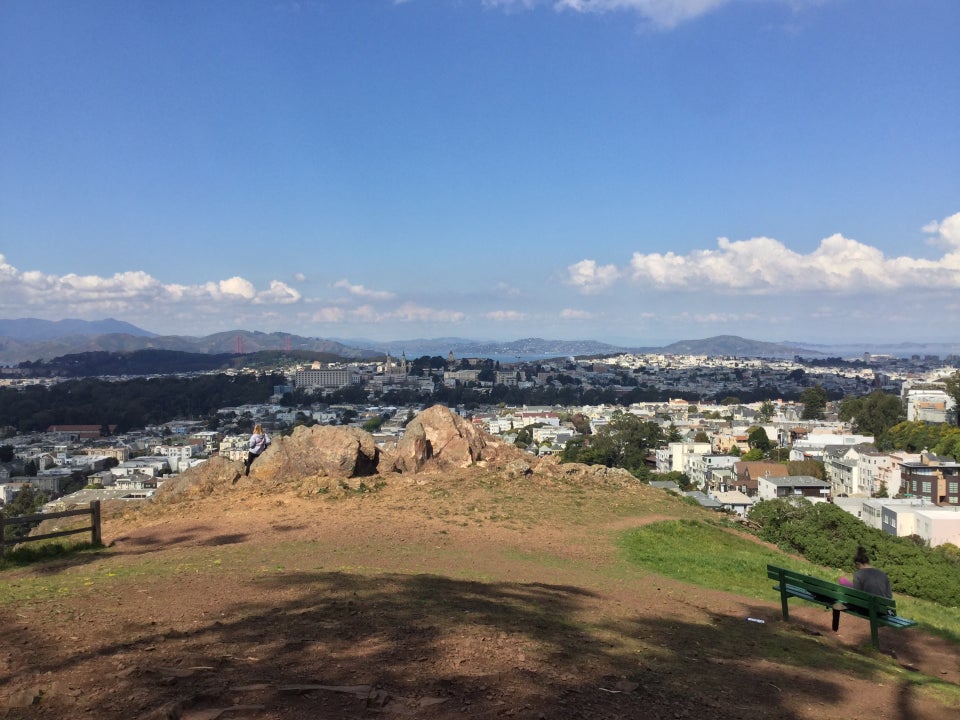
top-left (1, 1), bottom-right (958, 346)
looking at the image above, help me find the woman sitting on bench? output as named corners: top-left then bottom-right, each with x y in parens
top-left (851, 546), bottom-right (892, 599)
top-left (834, 546), bottom-right (893, 623)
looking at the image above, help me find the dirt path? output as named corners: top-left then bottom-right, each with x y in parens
top-left (2, 477), bottom-right (958, 719)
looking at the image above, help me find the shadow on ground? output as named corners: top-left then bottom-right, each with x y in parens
top-left (2, 569), bottom-right (944, 720)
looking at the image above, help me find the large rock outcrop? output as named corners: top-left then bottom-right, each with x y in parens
top-left (392, 404), bottom-right (490, 473)
top-left (155, 455), bottom-right (241, 502)
top-left (251, 424), bottom-right (382, 482)
top-left (157, 407), bottom-right (538, 500)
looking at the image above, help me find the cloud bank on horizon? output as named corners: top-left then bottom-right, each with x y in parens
top-left (1, 211), bottom-right (957, 342)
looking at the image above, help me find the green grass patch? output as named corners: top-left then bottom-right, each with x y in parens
top-left (620, 519), bottom-right (960, 643)
top-left (620, 519), bottom-right (793, 597)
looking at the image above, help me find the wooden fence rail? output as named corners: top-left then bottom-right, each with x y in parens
top-left (0, 501), bottom-right (101, 558)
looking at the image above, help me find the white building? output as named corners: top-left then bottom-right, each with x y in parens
top-left (902, 380), bottom-right (957, 425)
top-left (790, 433), bottom-right (874, 462)
top-left (686, 454), bottom-right (738, 490)
top-left (657, 442), bottom-right (712, 474)
top-left (218, 435), bottom-right (250, 462)
top-left (111, 457), bottom-right (170, 478)
top-left (710, 490), bottom-right (754, 516)
top-left (757, 475), bottom-right (831, 502)
top-left (914, 508), bottom-right (960, 547)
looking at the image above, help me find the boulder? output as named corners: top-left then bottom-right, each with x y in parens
top-left (155, 455), bottom-right (241, 503)
top-left (504, 459), bottom-right (533, 478)
top-left (393, 405), bottom-right (489, 473)
top-left (532, 454), bottom-right (638, 487)
top-left (250, 424), bottom-right (382, 482)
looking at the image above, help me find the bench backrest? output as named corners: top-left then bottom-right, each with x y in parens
top-left (767, 564), bottom-right (897, 613)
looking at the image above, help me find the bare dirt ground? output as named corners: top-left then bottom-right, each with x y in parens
top-left (2, 470), bottom-right (959, 720)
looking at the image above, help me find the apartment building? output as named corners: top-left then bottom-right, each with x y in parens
top-left (900, 452), bottom-right (960, 506)
top-left (294, 367), bottom-right (361, 390)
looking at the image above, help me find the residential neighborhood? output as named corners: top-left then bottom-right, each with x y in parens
top-left (2, 349), bottom-right (959, 549)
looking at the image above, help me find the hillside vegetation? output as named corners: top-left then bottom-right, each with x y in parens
top-left (2, 452), bottom-right (959, 719)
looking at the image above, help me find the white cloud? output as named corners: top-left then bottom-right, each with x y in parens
top-left (486, 310), bottom-right (527, 321)
top-left (293, 272), bottom-right (307, 282)
top-left (569, 212), bottom-right (960, 295)
top-left (483, 0), bottom-right (779, 28)
top-left (350, 305), bottom-right (379, 322)
top-left (311, 307), bottom-right (346, 323)
top-left (676, 311), bottom-right (758, 324)
top-left (216, 276), bottom-right (257, 299)
top-left (923, 211), bottom-right (960, 249)
top-left (390, 303), bottom-right (466, 323)
top-left (566, 259), bottom-right (621, 293)
top-left (496, 281), bottom-right (522, 297)
top-left (333, 278), bottom-right (396, 300)
top-left (560, 308), bottom-right (597, 320)
top-left (254, 280), bottom-right (302, 304)
top-left (556, 0), bottom-right (728, 28)
top-left (307, 301), bottom-right (467, 325)
top-left (0, 254), bottom-right (303, 315)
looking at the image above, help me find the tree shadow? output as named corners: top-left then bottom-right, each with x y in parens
top-left (108, 526), bottom-right (249, 555)
top-left (3, 573), bottom-right (944, 719)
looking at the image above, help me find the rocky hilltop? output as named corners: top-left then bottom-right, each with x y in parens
top-left (157, 404), bottom-right (634, 504)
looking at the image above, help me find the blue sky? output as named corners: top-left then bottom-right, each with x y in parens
top-left (1, 0), bottom-right (958, 346)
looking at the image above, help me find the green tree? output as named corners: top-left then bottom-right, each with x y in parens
top-left (838, 391), bottom-right (904, 438)
top-left (800, 384), bottom-right (828, 420)
top-left (881, 421), bottom-right (960, 459)
top-left (667, 424), bottom-right (682, 443)
top-left (693, 430), bottom-right (710, 444)
top-left (786, 458), bottom-right (826, 480)
top-left (933, 428), bottom-right (960, 461)
top-left (0, 444), bottom-right (13, 463)
top-left (362, 416), bottom-right (384, 432)
top-left (747, 426), bottom-right (773, 453)
top-left (569, 413), bottom-right (592, 435)
top-left (944, 371), bottom-right (960, 426)
top-left (757, 400), bottom-right (776, 423)
top-left (562, 411), bottom-right (665, 478)
top-left (514, 427), bottom-right (533, 448)
top-left (649, 470), bottom-right (691, 491)
top-left (741, 448), bottom-right (765, 461)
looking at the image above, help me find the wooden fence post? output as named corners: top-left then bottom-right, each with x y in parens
top-left (90, 501), bottom-right (102, 546)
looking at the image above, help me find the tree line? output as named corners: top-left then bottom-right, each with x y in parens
top-left (0, 374), bottom-right (284, 434)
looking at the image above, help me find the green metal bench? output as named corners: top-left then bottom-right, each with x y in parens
top-left (767, 564), bottom-right (916, 649)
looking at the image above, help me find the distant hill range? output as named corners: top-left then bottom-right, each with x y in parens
top-left (0, 318), bottom-right (381, 366)
top-left (0, 317), bottom-right (154, 341)
top-left (1, 318), bottom-right (959, 367)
